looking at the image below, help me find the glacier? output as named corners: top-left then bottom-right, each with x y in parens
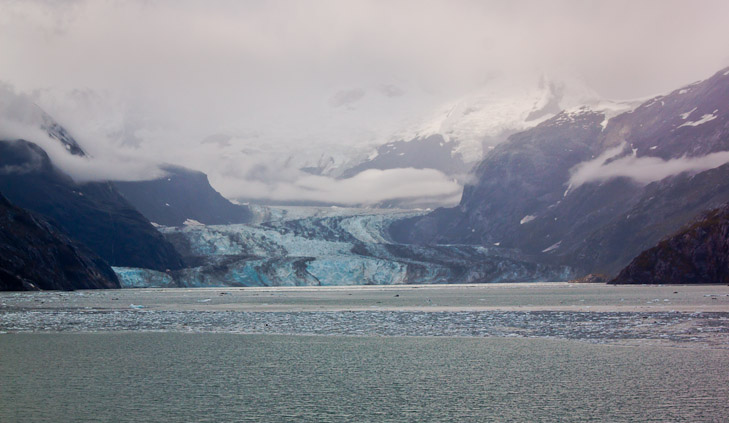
top-left (114, 206), bottom-right (576, 288)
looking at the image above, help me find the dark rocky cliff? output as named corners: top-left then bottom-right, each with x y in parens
top-left (0, 193), bottom-right (119, 291)
top-left (612, 203), bottom-right (729, 284)
top-left (0, 139), bottom-right (184, 271)
top-left (113, 165), bottom-right (251, 227)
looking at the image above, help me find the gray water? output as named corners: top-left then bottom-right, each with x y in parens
top-left (1, 333), bottom-right (728, 422)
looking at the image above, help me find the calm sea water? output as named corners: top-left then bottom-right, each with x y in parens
top-left (1, 333), bottom-right (728, 422)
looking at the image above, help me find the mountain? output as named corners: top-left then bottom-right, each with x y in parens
top-left (0, 139), bottom-right (184, 271)
top-left (113, 165), bottom-right (251, 227)
top-left (338, 135), bottom-right (468, 179)
top-left (336, 75), bottom-right (602, 181)
top-left (0, 193), bottom-right (119, 291)
top-left (389, 106), bottom-right (620, 247)
top-left (612, 203), bottom-right (729, 284)
top-left (391, 66), bottom-right (729, 276)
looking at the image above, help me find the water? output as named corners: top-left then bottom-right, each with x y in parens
top-left (2, 285), bottom-right (729, 421)
top-left (1, 333), bottom-right (728, 422)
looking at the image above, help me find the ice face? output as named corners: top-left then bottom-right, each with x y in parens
top-left (116, 207), bottom-right (576, 287)
top-left (113, 267), bottom-right (175, 288)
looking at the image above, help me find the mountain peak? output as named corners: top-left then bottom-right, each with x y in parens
top-left (388, 73), bottom-right (604, 163)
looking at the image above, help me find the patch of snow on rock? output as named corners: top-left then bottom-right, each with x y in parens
top-left (680, 107), bottom-right (697, 120)
top-left (183, 219), bottom-right (204, 226)
top-left (520, 215), bottom-right (536, 225)
top-left (678, 112), bottom-right (717, 128)
top-left (542, 241), bottom-right (562, 253)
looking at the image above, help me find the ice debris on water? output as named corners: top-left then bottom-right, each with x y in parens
top-left (0, 308), bottom-right (728, 347)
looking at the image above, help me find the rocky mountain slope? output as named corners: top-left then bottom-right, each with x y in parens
top-left (391, 66), bottom-right (729, 276)
top-left (612, 203), bottom-right (729, 284)
top-left (114, 165), bottom-right (251, 227)
top-left (0, 139), bottom-right (184, 271)
top-left (338, 135), bottom-right (468, 180)
top-left (0, 193), bottom-right (119, 291)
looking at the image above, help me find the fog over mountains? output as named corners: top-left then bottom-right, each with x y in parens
top-left (2, 0), bottom-right (729, 207)
top-left (3, 1), bottom-right (729, 289)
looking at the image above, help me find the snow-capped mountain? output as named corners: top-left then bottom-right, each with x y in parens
top-left (216, 73), bottom-right (615, 208)
top-left (391, 66), bottom-right (729, 277)
top-left (331, 74), bottom-right (616, 192)
top-left (388, 74), bottom-right (603, 162)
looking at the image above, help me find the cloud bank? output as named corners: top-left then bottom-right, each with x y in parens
top-left (2, 1), bottom-right (729, 205)
top-left (569, 143), bottom-right (729, 188)
top-left (0, 83), bottom-right (164, 183)
top-left (1, 82), bottom-right (460, 205)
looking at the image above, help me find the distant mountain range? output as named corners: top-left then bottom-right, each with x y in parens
top-left (391, 66), bottom-right (729, 280)
top-left (3, 66), bottom-right (729, 289)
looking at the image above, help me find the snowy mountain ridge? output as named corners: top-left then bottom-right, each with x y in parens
top-left (384, 74), bottom-right (608, 163)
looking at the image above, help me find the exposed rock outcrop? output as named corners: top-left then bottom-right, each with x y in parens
top-left (0, 193), bottom-right (119, 291)
top-left (612, 204), bottom-right (729, 284)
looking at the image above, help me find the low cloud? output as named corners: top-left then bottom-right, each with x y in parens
top-left (0, 83), bottom-right (463, 206)
top-left (0, 83), bottom-right (164, 183)
top-left (569, 143), bottom-right (729, 188)
top-left (212, 166), bottom-right (462, 206)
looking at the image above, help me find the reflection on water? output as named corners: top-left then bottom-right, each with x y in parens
top-left (1, 333), bottom-right (728, 422)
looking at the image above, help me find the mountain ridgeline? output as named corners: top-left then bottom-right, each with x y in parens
top-left (0, 138), bottom-right (185, 273)
top-left (391, 67), bottom-right (729, 280)
top-left (114, 165), bottom-right (252, 227)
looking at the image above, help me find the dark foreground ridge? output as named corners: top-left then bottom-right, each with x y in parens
top-left (0, 139), bottom-right (184, 272)
top-left (0, 193), bottom-right (119, 291)
top-left (612, 203), bottom-right (729, 284)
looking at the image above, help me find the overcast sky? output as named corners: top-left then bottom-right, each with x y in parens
top-left (2, 0), bottom-right (729, 204)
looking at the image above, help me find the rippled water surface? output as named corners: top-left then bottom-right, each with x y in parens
top-left (1, 333), bottom-right (728, 422)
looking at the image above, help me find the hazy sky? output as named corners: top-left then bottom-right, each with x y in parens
top-left (1, 0), bottom-right (729, 204)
